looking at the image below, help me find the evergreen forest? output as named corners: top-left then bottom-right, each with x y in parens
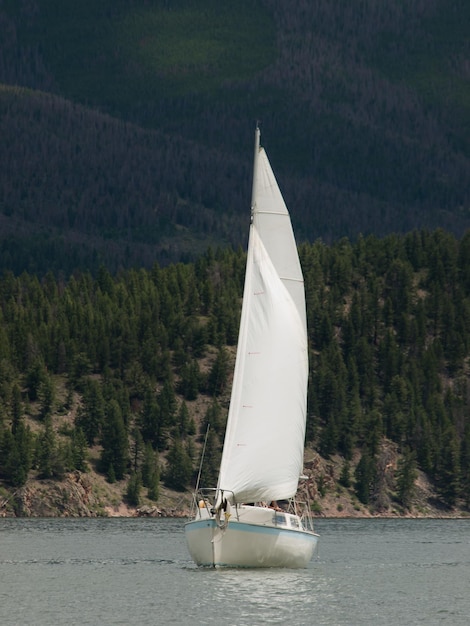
top-left (0, 0), bottom-right (469, 515)
top-left (1, 230), bottom-right (469, 514)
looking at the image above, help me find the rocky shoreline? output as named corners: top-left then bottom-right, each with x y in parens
top-left (2, 446), bottom-right (468, 519)
top-left (1, 466), bottom-right (467, 519)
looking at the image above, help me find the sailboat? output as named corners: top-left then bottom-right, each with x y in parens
top-left (185, 126), bottom-right (319, 568)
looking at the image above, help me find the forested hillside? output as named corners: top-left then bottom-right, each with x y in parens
top-left (1, 231), bottom-right (469, 516)
top-left (0, 0), bottom-right (469, 274)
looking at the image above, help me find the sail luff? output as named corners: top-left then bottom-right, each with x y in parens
top-left (216, 220), bottom-right (255, 494)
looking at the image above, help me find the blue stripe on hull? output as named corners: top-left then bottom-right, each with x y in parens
top-left (185, 518), bottom-right (317, 540)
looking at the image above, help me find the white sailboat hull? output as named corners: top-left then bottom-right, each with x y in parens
top-left (185, 505), bottom-right (319, 568)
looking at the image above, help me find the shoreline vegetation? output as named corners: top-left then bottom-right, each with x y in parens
top-left (1, 455), bottom-right (468, 519)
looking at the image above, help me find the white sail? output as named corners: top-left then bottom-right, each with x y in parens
top-left (185, 128), bottom-right (319, 569)
top-left (217, 129), bottom-right (308, 504)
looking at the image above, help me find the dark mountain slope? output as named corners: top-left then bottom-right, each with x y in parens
top-left (0, 0), bottom-right (469, 274)
top-left (0, 85), bottom-right (248, 273)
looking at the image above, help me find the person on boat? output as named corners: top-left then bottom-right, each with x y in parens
top-left (269, 501), bottom-right (282, 511)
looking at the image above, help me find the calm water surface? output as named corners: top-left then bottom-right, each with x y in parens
top-left (0, 518), bottom-right (468, 625)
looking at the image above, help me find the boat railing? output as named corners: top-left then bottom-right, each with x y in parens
top-left (288, 498), bottom-right (316, 533)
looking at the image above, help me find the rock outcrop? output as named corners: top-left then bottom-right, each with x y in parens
top-left (12, 472), bottom-right (96, 517)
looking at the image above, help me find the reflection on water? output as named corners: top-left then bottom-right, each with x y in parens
top-left (211, 568), bottom-right (318, 624)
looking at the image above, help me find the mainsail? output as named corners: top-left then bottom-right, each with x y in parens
top-left (217, 128), bottom-right (308, 504)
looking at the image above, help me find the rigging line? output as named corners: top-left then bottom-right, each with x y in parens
top-left (194, 423), bottom-right (210, 493)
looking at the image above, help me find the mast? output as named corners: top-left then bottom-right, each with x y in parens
top-left (250, 124), bottom-right (261, 217)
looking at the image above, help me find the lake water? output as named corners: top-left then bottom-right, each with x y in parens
top-left (0, 518), bottom-right (468, 625)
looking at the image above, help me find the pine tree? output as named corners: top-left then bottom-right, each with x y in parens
top-left (11, 384), bottom-right (23, 435)
top-left (139, 386), bottom-right (160, 447)
top-left (354, 449), bottom-right (376, 505)
top-left (142, 442), bottom-right (160, 502)
top-left (202, 399), bottom-right (224, 436)
top-left (165, 438), bottom-right (192, 491)
top-left (130, 426), bottom-right (145, 474)
top-left (1, 425), bottom-right (33, 487)
top-left (178, 360), bottom-right (200, 401)
top-left (75, 379), bottom-right (105, 445)
top-left (125, 471), bottom-right (142, 506)
top-left (25, 359), bottom-right (46, 402)
top-left (147, 469), bottom-right (160, 502)
top-left (339, 460), bottom-right (351, 488)
top-left (156, 379), bottom-right (177, 450)
top-left (71, 427), bottom-right (88, 472)
top-left (206, 347), bottom-right (230, 396)
top-left (36, 417), bottom-right (58, 479)
top-left (100, 399), bottom-right (129, 481)
top-left (174, 401), bottom-right (190, 438)
top-left (141, 442), bottom-right (158, 486)
top-left (107, 464), bottom-right (116, 484)
top-left (38, 373), bottom-right (55, 420)
top-left (436, 427), bottom-right (461, 507)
